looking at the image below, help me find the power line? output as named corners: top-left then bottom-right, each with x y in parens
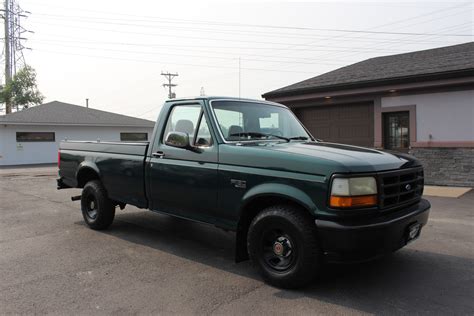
top-left (32, 12), bottom-right (473, 38)
top-left (262, 2), bottom-right (472, 71)
top-left (29, 2), bottom-right (469, 74)
top-left (33, 20), bottom-right (430, 51)
top-left (23, 4), bottom-right (473, 37)
top-left (136, 105), bottom-right (161, 118)
top-left (31, 30), bottom-right (460, 45)
top-left (337, 22), bottom-right (472, 61)
top-left (32, 49), bottom-right (318, 74)
top-left (316, 5), bottom-right (473, 61)
top-left (29, 33), bottom-right (413, 54)
top-left (29, 41), bottom-right (353, 66)
top-left (31, 38), bottom-right (362, 62)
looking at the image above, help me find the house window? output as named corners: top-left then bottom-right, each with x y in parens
top-left (120, 132), bottom-right (148, 141)
top-left (383, 111), bottom-right (409, 151)
top-left (16, 132), bottom-right (55, 142)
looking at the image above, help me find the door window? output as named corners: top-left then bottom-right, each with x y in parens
top-left (163, 104), bottom-right (212, 146)
top-left (383, 111), bottom-right (409, 150)
top-left (163, 105), bottom-right (201, 143)
top-left (195, 114), bottom-right (212, 147)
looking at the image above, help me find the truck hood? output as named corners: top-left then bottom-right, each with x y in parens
top-left (219, 141), bottom-right (420, 177)
top-left (268, 142), bottom-right (420, 172)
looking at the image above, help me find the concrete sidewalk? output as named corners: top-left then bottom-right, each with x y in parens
top-left (424, 185), bottom-right (472, 198)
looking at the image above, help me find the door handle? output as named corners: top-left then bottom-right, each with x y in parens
top-left (152, 151), bottom-right (165, 158)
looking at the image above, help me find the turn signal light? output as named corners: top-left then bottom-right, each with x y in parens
top-left (330, 195), bottom-right (377, 208)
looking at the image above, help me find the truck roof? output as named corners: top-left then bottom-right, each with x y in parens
top-left (164, 96), bottom-right (286, 107)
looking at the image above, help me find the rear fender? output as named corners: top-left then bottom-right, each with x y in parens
top-left (76, 162), bottom-right (101, 188)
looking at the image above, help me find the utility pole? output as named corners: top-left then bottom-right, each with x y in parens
top-left (4, 0), bottom-right (11, 113)
top-left (1, 0), bottom-right (30, 114)
top-left (161, 71), bottom-right (178, 99)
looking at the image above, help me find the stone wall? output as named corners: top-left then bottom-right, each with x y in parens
top-left (409, 147), bottom-right (474, 187)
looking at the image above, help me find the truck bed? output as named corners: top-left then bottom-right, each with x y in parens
top-left (59, 141), bottom-right (149, 208)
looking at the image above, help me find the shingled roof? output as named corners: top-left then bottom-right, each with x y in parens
top-left (0, 101), bottom-right (155, 127)
top-left (263, 42), bottom-right (474, 98)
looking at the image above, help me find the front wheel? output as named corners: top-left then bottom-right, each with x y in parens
top-left (81, 180), bottom-right (115, 230)
top-left (247, 205), bottom-right (321, 288)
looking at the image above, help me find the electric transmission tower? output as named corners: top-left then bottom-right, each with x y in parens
top-left (161, 71), bottom-right (178, 99)
top-left (1, 0), bottom-right (31, 114)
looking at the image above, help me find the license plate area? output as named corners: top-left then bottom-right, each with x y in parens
top-left (406, 222), bottom-right (421, 244)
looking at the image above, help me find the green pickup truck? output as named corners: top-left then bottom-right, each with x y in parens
top-left (57, 97), bottom-right (430, 288)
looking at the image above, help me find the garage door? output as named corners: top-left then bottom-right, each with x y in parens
top-left (295, 103), bottom-right (374, 147)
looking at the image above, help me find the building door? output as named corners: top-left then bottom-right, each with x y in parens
top-left (295, 103), bottom-right (374, 147)
top-left (383, 111), bottom-right (410, 151)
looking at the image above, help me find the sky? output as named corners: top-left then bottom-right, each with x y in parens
top-left (1, 0), bottom-right (472, 120)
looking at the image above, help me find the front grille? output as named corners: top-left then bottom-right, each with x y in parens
top-left (378, 167), bottom-right (424, 210)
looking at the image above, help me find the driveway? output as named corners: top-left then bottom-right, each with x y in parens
top-left (1, 166), bottom-right (473, 314)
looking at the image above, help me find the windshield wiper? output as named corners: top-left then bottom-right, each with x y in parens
top-left (288, 136), bottom-right (309, 141)
top-left (229, 132), bottom-right (290, 142)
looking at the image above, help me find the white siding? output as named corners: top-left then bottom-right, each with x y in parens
top-left (381, 90), bottom-right (474, 142)
top-left (0, 125), bottom-right (153, 166)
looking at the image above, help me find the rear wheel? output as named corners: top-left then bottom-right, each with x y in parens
top-left (247, 205), bottom-right (321, 288)
top-left (81, 180), bottom-right (115, 230)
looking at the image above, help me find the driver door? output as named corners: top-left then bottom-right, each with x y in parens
top-left (147, 102), bottom-right (218, 224)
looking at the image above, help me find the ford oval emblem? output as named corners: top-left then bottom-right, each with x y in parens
top-left (405, 184), bottom-right (412, 191)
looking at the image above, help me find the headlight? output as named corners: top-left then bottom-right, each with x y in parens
top-left (330, 176), bottom-right (377, 208)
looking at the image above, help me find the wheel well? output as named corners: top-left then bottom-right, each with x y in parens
top-left (235, 195), bottom-right (311, 263)
top-left (77, 168), bottom-right (100, 188)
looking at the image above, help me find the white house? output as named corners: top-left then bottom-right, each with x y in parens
top-left (0, 101), bottom-right (155, 166)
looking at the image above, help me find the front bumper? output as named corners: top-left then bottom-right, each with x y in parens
top-left (316, 199), bottom-right (431, 263)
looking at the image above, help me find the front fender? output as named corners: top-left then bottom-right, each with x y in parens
top-left (234, 182), bottom-right (319, 263)
top-left (241, 183), bottom-right (318, 216)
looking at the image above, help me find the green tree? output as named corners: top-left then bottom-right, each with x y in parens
top-left (1, 65), bottom-right (44, 113)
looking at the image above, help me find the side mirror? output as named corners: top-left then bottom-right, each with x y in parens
top-left (165, 131), bottom-right (190, 149)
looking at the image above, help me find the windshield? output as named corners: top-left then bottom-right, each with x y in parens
top-left (211, 101), bottom-right (312, 142)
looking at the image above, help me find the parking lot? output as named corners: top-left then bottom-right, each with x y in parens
top-left (1, 166), bottom-right (473, 315)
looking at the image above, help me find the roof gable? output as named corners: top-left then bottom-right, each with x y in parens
top-left (0, 101), bottom-right (155, 127)
top-left (263, 42), bottom-right (474, 97)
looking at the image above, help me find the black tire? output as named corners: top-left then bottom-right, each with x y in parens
top-left (81, 180), bottom-right (115, 230)
top-left (247, 205), bottom-right (321, 288)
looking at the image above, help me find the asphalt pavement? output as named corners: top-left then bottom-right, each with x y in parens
top-left (1, 166), bottom-right (473, 315)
